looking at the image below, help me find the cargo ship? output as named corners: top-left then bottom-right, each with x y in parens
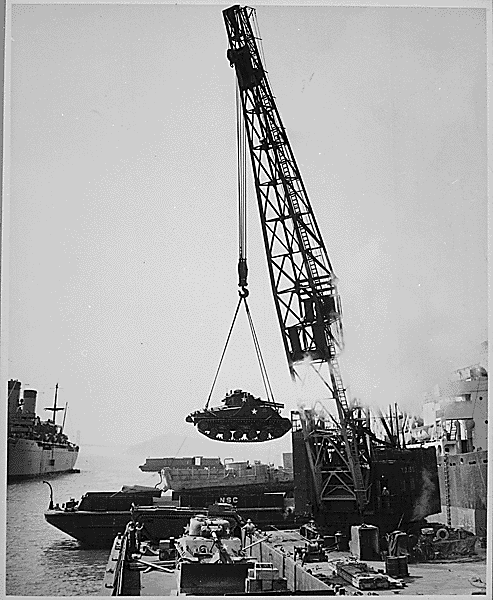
top-left (404, 346), bottom-right (488, 537)
top-left (7, 380), bottom-right (79, 480)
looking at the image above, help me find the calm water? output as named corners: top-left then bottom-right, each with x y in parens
top-left (6, 445), bottom-right (162, 596)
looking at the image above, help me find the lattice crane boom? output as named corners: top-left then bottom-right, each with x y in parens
top-left (223, 5), bottom-right (368, 515)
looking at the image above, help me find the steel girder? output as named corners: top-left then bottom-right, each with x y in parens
top-left (223, 5), bottom-right (369, 515)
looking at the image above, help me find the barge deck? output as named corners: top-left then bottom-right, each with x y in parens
top-left (102, 525), bottom-right (488, 596)
top-left (249, 529), bottom-right (488, 596)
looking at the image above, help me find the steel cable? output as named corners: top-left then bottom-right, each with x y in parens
top-left (204, 297), bottom-right (243, 409)
top-left (244, 299), bottom-right (275, 404)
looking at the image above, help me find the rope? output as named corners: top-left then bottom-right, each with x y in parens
top-left (236, 81), bottom-right (249, 299)
top-left (205, 297), bottom-right (243, 409)
top-left (236, 83), bottom-right (247, 264)
top-left (205, 297), bottom-right (277, 409)
top-left (173, 436), bottom-right (187, 459)
top-left (244, 299), bottom-right (275, 404)
top-left (203, 29), bottom-right (275, 410)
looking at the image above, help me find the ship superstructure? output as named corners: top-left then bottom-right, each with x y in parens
top-left (7, 380), bottom-right (79, 479)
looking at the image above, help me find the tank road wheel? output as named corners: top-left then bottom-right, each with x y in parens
top-left (233, 429), bottom-right (244, 441)
top-left (222, 430), bottom-right (232, 441)
top-left (198, 421), bottom-right (209, 433)
top-left (209, 428), bottom-right (219, 439)
top-left (247, 429), bottom-right (257, 441)
top-left (258, 429), bottom-right (269, 442)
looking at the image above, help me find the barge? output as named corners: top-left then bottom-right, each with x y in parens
top-left (101, 508), bottom-right (257, 595)
top-left (102, 516), bottom-right (487, 596)
top-left (139, 454), bottom-right (293, 491)
top-left (44, 485), bottom-right (165, 546)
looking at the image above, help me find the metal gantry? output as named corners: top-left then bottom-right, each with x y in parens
top-left (223, 5), bottom-right (371, 516)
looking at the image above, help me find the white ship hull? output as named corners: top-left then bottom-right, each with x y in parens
top-left (7, 437), bottom-right (79, 479)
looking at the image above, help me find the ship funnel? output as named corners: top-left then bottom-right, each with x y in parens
top-left (23, 389), bottom-right (38, 416)
top-left (7, 380), bottom-right (21, 417)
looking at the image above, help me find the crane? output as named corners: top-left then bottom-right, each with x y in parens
top-left (222, 5), bottom-right (370, 517)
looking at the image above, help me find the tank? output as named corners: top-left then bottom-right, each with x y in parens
top-left (186, 389), bottom-right (292, 442)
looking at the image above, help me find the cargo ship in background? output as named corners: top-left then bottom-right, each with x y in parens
top-left (7, 379), bottom-right (79, 479)
top-left (404, 341), bottom-right (488, 538)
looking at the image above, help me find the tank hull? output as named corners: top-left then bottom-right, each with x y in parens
top-left (187, 389), bottom-right (291, 442)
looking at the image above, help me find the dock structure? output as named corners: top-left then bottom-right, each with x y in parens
top-left (101, 533), bottom-right (140, 596)
top-left (101, 523), bottom-right (488, 596)
top-left (245, 529), bottom-right (488, 596)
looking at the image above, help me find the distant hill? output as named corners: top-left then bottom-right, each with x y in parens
top-left (125, 430), bottom-right (291, 467)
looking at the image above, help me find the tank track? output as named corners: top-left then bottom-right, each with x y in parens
top-left (196, 419), bottom-right (291, 443)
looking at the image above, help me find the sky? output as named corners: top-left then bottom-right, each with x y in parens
top-left (3, 2), bottom-right (488, 463)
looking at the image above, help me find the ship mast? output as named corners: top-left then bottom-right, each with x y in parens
top-left (44, 383), bottom-right (65, 425)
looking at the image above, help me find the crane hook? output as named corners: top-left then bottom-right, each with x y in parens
top-left (238, 258), bottom-right (249, 298)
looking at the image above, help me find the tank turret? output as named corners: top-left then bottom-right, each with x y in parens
top-left (186, 390), bottom-right (291, 442)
